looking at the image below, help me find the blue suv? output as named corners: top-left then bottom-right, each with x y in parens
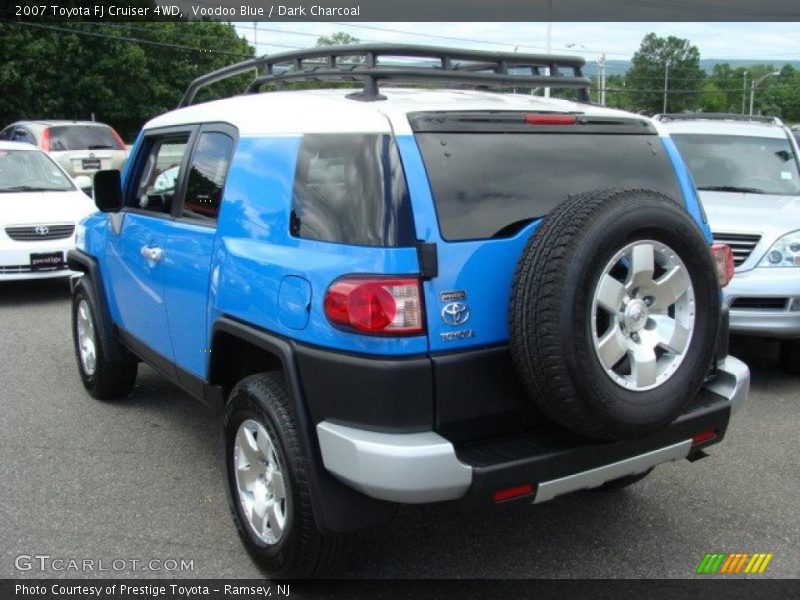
top-left (68, 46), bottom-right (750, 577)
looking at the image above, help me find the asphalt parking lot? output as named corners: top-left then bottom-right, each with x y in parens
top-left (0, 278), bottom-right (798, 579)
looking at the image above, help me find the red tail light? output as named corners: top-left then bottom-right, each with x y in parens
top-left (109, 127), bottom-right (127, 151)
top-left (39, 128), bottom-right (51, 152)
top-left (711, 244), bottom-right (734, 288)
top-left (524, 113), bottom-right (577, 125)
top-left (324, 276), bottom-right (425, 335)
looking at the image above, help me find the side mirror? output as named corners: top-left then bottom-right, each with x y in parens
top-left (74, 175), bottom-right (93, 196)
top-left (93, 169), bottom-right (123, 212)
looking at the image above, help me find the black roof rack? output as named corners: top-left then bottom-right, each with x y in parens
top-left (178, 44), bottom-right (591, 108)
top-left (653, 113), bottom-right (783, 126)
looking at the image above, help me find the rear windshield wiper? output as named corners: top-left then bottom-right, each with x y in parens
top-left (697, 185), bottom-right (766, 194)
top-left (87, 144), bottom-right (114, 149)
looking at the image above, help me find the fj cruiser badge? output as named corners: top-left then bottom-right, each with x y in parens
top-left (440, 290), bottom-right (466, 302)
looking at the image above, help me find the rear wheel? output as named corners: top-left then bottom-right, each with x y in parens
top-left (223, 373), bottom-right (342, 578)
top-left (778, 339), bottom-right (800, 375)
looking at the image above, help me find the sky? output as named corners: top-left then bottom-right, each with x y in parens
top-left (231, 22), bottom-right (800, 66)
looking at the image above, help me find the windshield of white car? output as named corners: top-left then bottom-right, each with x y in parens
top-left (672, 133), bottom-right (800, 196)
top-left (0, 150), bottom-right (74, 193)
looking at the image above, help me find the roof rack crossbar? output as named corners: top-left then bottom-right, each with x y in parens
top-left (178, 44), bottom-right (590, 108)
top-left (653, 113), bottom-right (783, 126)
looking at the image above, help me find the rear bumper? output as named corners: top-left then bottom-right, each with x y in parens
top-left (316, 355), bottom-right (749, 506)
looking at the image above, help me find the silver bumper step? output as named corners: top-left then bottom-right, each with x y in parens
top-left (316, 355), bottom-right (749, 504)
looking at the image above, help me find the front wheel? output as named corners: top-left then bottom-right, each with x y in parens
top-left (71, 278), bottom-right (137, 400)
top-left (223, 373), bottom-right (342, 578)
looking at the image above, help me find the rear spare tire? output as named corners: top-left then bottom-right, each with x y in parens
top-left (509, 189), bottom-right (720, 440)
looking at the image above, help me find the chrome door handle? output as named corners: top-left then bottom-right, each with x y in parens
top-left (140, 245), bottom-right (163, 262)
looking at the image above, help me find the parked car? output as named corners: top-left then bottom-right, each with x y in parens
top-left (67, 46), bottom-right (748, 578)
top-left (657, 113), bottom-right (800, 373)
top-left (0, 120), bottom-right (127, 180)
top-left (0, 141), bottom-right (95, 281)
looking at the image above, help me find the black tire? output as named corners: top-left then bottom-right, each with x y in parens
top-left (223, 373), bottom-right (342, 578)
top-left (593, 469), bottom-right (653, 492)
top-left (778, 339), bottom-right (800, 375)
top-left (71, 277), bottom-right (137, 400)
top-left (510, 189), bottom-right (720, 440)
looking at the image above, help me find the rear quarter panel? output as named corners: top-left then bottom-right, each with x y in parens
top-left (210, 135), bottom-right (427, 357)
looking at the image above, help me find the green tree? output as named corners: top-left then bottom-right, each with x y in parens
top-left (626, 33), bottom-right (705, 114)
top-left (698, 63), bottom-right (750, 114)
top-left (315, 32), bottom-right (360, 47)
top-left (0, 20), bottom-right (253, 140)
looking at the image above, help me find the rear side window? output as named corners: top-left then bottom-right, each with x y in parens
top-left (290, 134), bottom-right (415, 247)
top-left (49, 125), bottom-right (124, 151)
top-left (182, 131), bottom-right (234, 221)
top-left (416, 132), bottom-right (682, 241)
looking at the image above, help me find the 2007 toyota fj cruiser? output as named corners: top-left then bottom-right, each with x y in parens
top-left (68, 45), bottom-right (750, 577)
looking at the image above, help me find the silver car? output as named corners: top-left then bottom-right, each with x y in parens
top-left (659, 114), bottom-right (800, 372)
top-left (0, 120), bottom-right (127, 179)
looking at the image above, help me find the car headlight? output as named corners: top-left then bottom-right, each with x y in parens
top-left (759, 230), bottom-right (800, 267)
top-left (75, 222), bottom-right (86, 251)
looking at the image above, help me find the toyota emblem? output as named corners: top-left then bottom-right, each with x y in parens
top-left (34, 225), bottom-right (50, 236)
top-left (441, 302), bottom-right (470, 326)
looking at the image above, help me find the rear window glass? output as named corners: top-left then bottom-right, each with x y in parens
top-left (290, 134), bottom-right (415, 247)
top-left (416, 133), bottom-right (682, 241)
top-left (49, 125), bottom-right (123, 151)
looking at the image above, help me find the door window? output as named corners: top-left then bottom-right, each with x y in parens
top-left (133, 135), bottom-right (190, 214)
top-left (181, 132), bottom-right (234, 221)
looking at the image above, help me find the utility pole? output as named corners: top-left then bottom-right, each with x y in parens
top-left (663, 59), bottom-right (671, 114)
top-left (544, 0), bottom-right (553, 98)
top-left (750, 71), bottom-right (779, 116)
top-left (742, 71), bottom-right (748, 115)
top-left (598, 52), bottom-right (607, 106)
top-left (253, 22), bottom-right (258, 55)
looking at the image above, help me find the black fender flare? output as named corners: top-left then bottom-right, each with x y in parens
top-left (210, 317), bottom-right (397, 534)
top-left (67, 249), bottom-right (130, 364)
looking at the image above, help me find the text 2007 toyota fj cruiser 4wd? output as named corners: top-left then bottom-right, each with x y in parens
top-left (68, 46), bottom-right (749, 577)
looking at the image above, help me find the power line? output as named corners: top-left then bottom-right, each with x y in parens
top-left (2, 20), bottom-right (250, 58)
top-left (240, 22), bottom-right (800, 65)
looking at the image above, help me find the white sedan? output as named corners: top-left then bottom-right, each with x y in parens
top-left (0, 141), bottom-right (96, 281)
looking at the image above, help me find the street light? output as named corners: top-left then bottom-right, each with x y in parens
top-left (566, 43), bottom-right (607, 106)
top-left (749, 71), bottom-right (780, 116)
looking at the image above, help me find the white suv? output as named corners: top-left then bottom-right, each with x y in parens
top-left (657, 113), bottom-right (800, 372)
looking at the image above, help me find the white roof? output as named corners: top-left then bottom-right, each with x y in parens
top-left (661, 119), bottom-right (788, 139)
top-left (0, 141), bottom-right (39, 151)
top-left (145, 88), bottom-right (651, 137)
